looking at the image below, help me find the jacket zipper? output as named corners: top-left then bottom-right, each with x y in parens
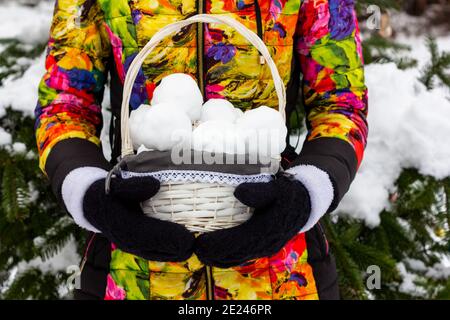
top-left (197, 0), bottom-right (264, 90)
top-left (254, 0), bottom-right (263, 39)
top-left (197, 0), bottom-right (206, 97)
top-left (80, 233), bottom-right (96, 273)
top-left (198, 0), bottom-right (260, 296)
top-left (205, 265), bottom-right (214, 300)
top-left (317, 222), bottom-right (329, 256)
top-left (254, 0), bottom-right (265, 64)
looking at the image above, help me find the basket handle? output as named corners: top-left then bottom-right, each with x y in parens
top-left (121, 14), bottom-right (287, 157)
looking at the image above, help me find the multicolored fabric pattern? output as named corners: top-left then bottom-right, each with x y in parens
top-left (106, 233), bottom-right (318, 300)
top-left (296, 0), bottom-right (368, 165)
top-left (36, 0), bottom-right (111, 170)
top-left (36, 0), bottom-right (368, 171)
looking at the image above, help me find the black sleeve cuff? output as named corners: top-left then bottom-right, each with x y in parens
top-left (45, 138), bottom-right (111, 202)
top-left (289, 137), bottom-right (358, 212)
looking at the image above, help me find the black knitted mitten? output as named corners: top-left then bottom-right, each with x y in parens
top-left (84, 176), bottom-right (195, 262)
top-left (195, 175), bottom-right (311, 268)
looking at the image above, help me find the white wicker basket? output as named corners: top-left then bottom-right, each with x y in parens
top-left (144, 182), bottom-right (251, 233)
top-left (116, 14), bottom-right (286, 233)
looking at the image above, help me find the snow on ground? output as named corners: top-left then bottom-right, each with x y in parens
top-left (0, 0), bottom-right (52, 116)
top-left (0, 1), bottom-right (53, 44)
top-left (336, 36), bottom-right (450, 227)
top-left (0, 53), bottom-right (46, 117)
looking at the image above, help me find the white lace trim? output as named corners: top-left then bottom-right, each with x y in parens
top-left (121, 169), bottom-right (273, 186)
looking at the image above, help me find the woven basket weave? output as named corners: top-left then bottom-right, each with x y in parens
top-left (113, 14), bottom-right (286, 233)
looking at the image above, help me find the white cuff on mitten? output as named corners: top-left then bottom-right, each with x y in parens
top-left (285, 165), bottom-right (334, 233)
top-left (61, 167), bottom-right (108, 233)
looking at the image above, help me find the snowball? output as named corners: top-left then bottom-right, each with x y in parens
top-left (129, 102), bottom-right (192, 151)
top-left (236, 106), bottom-right (287, 157)
top-left (192, 120), bottom-right (245, 154)
top-left (234, 108), bottom-right (244, 119)
top-left (200, 99), bottom-right (238, 123)
top-left (151, 73), bottom-right (203, 121)
top-left (129, 104), bottom-right (150, 149)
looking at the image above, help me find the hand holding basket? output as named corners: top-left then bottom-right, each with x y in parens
top-left (109, 14), bottom-right (287, 233)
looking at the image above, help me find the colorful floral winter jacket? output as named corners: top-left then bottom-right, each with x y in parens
top-left (35, 0), bottom-right (368, 300)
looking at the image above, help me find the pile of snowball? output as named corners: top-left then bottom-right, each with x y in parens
top-left (129, 73), bottom-right (287, 157)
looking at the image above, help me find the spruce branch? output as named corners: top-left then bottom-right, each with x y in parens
top-left (1, 162), bottom-right (30, 222)
top-left (362, 34), bottom-right (418, 68)
top-left (419, 36), bottom-right (450, 90)
top-left (322, 216), bottom-right (367, 299)
top-left (1, 268), bottom-right (65, 300)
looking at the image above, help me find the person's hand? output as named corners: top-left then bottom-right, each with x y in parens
top-left (62, 167), bottom-right (195, 261)
top-left (195, 174), bottom-right (312, 268)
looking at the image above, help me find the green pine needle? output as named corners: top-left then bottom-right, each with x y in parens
top-left (419, 36), bottom-right (450, 90)
top-left (1, 163), bottom-right (30, 222)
